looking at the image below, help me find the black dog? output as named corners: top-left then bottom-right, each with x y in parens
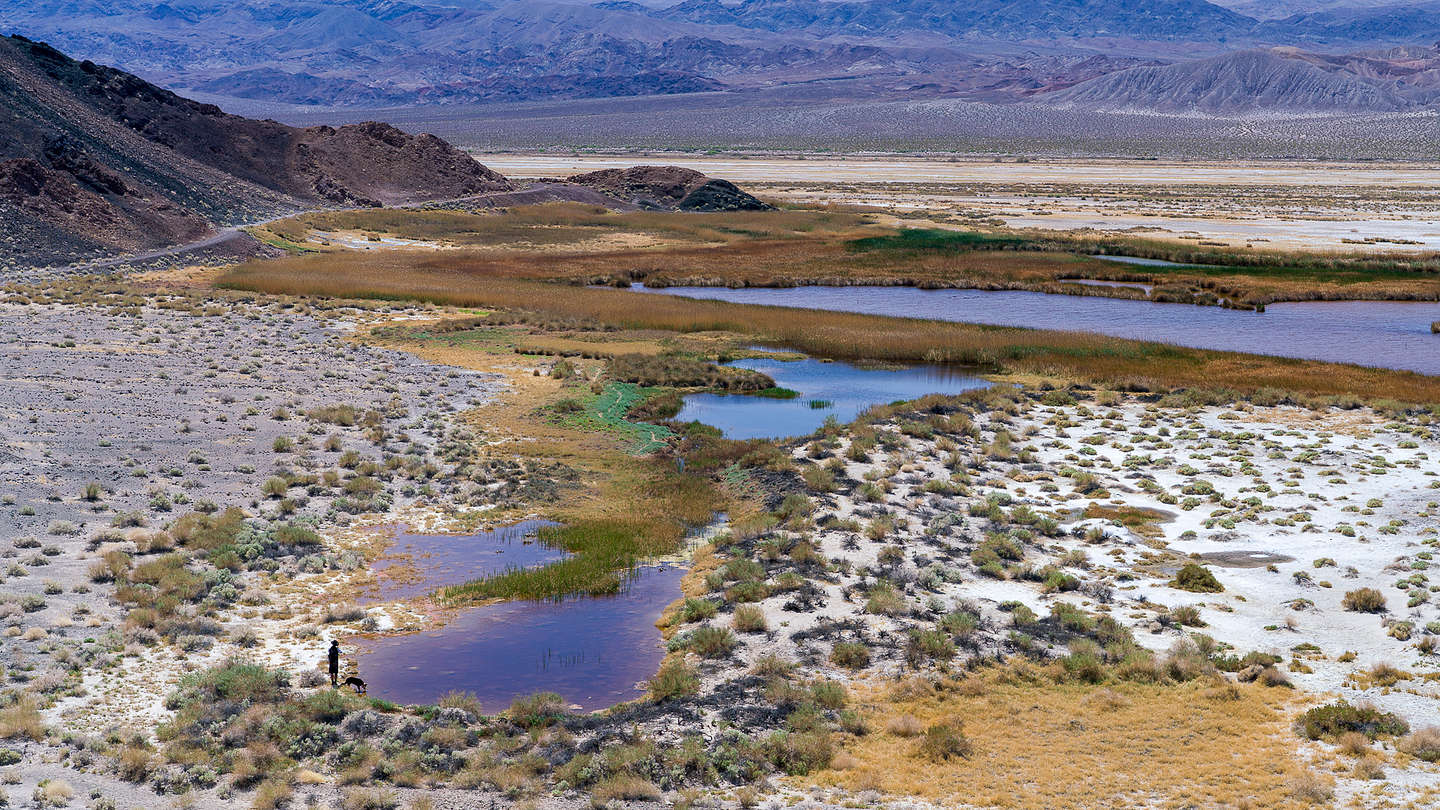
top-left (343, 676), bottom-right (367, 695)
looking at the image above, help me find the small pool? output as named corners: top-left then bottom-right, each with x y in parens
top-left (353, 563), bottom-right (685, 711)
top-left (365, 520), bottom-right (564, 603)
top-left (675, 354), bottom-right (987, 439)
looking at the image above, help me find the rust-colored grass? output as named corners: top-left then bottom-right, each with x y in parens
top-left (253, 206), bottom-right (1440, 308)
top-left (219, 253), bottom-right (1440, 404)
top-left (813, 673), bottom-right (1308, 809)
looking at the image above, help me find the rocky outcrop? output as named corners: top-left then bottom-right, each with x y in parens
top-left (566, 166), bottom-right (771, 212)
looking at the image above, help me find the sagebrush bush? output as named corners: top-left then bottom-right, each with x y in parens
top-left (917, 722), bottom-right (972, 761)
top-left (1297, 700), bottom-right (1408, 740)
top-left (1170, 563), bottom-right (1222, 593)
top-left (733, 604), bottom-right (767, 633)
top-left (1342, 587), bottom-right (1386, 613)
top-left (1398, 726), bottom-right (1440, 762)
top-left (507, 692), bottom-right (566, 729)
top-left (648, 658), bottom-right (699, 701)
top-left (830, 642), bottom-right (871, 670)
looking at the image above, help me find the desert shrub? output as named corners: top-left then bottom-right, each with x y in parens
top-left (1297, 700), bottom-right (1408, 740)
top-left (1168, 604), bottom-right (1205, 627)
top-left (648, 659), bottom-right (699, 701)
top-left (764, 731), bottom-right (832, 776)
top-left (733, 604), bottom-right (767, 633)
top-left (682, 626), bottom-right (737, 658)
top-left (678, 598), bottom-right (717, 623)
top-left (830, 642), bottom-right (871, 670)
top-left (811, 680), bottom-right (847, 710)
top-left (1342, 588), bottom-right (1387, 613)
top-left (590, 774), bottom-right (661, 803)
top-left (0, 696), bottom-right (44, 741)
top-left (507, 692), bottom-right (566, 729)
top-left (917, 723), bottom-right (972, 761)
top-left (116, 744), bottom-right (153, 782)
top-left (906, 628), bottom-right (956, 662)
top-left (865, 581), bottom-right (906, 616)
top-left (1170, 563), bottom-right (1223, 593)
top-left (940, 609), bottom-right (979, 638)
top-left (1398, 727), bottom-right (1440, 762)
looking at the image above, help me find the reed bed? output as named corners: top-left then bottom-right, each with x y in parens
top-left (219, 253), bottom-right (1440, 403)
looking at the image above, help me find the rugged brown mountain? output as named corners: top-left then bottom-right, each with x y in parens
top-left (0, 35), bottom-right (511, 268)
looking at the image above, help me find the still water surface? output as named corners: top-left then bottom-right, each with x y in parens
top-left (675, 354), bottom-right (985, 439)
top-left (636, 285), bottom-right (1440, 375)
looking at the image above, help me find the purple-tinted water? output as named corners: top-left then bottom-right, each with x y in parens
top-left (365, 520), bottom-right (564, 603)
top-left (353, 563), bottom-right (685, 711)
top-left (635, 285), bottom-right (1440, 375)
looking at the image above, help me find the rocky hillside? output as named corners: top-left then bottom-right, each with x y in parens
top-left (1043, 48), bottom-right (1420, 114)
top-left (0, 34), bottom-right (511, 267)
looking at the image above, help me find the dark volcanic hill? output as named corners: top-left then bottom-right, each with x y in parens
top-left (567, 166), bottom-right (771, 212)
top-left (0, 34), bottom-right (511, 267)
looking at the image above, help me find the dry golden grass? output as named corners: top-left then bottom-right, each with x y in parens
top-left (0, 694), bottom-right (45, 741)
top-left (811, 671), bottom-right (1307, 809)
top-left (220, 255), bottom-right (1440, 404)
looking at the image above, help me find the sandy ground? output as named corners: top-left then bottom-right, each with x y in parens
top-left (655, 394), bottom-right (1440, 807)
top-left (480, 154), bottom-right (1440, 253)
top-left (7, 289), bottom-right (1440, 807)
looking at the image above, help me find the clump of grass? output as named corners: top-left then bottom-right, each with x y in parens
top-left (1341, 587), bottom-right (1386, 613)
top-left (864, 581), bottom-right (906, 616)
top-left (1169, 562), bottom-right (1223, 593)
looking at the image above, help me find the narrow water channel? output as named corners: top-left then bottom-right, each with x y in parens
top-left (635, 285), bottom-right (1440, 375)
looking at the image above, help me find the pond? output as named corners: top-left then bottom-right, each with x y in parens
top-left (364, 520), bottom-right (564, 603)
top-left (634, 285), bottom-right (1440, 375)
top-left (674, 354), bottom-right (986, 439)
top-left (353, 563), bottom-right (685, 711)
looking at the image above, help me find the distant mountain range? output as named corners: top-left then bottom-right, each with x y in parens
top-left (1, 0), bottom-right (1438, 115)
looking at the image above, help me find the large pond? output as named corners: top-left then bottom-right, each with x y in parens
top-left (635, 285), bottom-right (1440, 375)
top-left (354, 562), bottom-right (685, 711)
top-left (364, 520), bottom-right (563, 603)
top-left (676, 354), bottom-right (986, 439)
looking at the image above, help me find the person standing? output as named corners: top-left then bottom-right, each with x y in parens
top-left (328, 640), bottom-right (341, 687)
